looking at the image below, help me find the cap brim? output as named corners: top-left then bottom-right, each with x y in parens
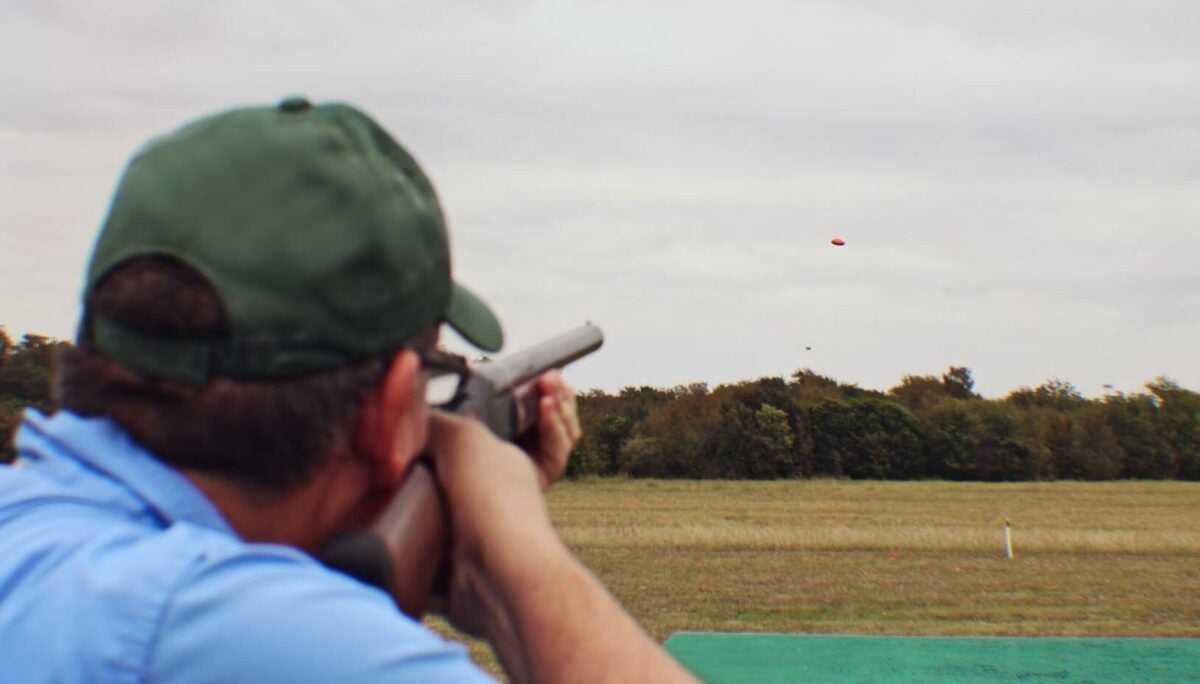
top-left (445, 281), bottom-right (504, 352)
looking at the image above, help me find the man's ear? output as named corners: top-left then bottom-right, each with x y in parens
top-left (354, 349), bottom-right (423, 487)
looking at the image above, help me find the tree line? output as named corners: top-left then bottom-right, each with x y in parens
top-left (3, 326), bottom-right (1198, 479)
top-left (569, 368), bottom-right (1200, 481)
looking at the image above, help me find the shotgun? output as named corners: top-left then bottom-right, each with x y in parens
top-left (319, 322), bottom-right (604, 617)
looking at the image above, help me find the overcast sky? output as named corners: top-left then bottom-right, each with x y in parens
top-left (2, 1), bottom-right (1197, 398)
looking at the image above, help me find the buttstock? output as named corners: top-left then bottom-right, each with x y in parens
top-left (318, 462), bottom-right (446, 617)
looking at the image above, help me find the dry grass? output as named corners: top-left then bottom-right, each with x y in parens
top-left (552, 479), bottom-right (1200, 555)
top-left (434, 479), bottom-right (1200, 676)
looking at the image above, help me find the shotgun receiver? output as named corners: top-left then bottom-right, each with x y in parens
top-left (318, 322), bottom-right (604, 617)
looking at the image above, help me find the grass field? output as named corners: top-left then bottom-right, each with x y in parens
top-left (433, 479), bottom-right (1200, 676)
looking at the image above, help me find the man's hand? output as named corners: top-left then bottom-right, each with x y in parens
top-left (519, 370), bottom-right (581, 489)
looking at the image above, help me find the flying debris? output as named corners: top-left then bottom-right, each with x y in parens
top-left (831, 237), bottom-right (845, 246)
top-left (805, 346), bottom-right (812, 351)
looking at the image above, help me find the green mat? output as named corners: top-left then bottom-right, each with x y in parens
top-left (664, 633), bottom-right (1200, 683)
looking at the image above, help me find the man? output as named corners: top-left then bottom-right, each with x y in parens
top-left (0, 97), bottom-right (696, 683)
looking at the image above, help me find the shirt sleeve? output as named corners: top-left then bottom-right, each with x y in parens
top-left (146, 537), bottom-right (498, 684)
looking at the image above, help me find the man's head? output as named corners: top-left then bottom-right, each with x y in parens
top-left (85, 96), bottom-right (502, 384)
top-left (61, 97), bottom-right (502, 491)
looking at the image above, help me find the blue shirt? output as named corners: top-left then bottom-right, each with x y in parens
top-left (0, 410), bottom-right (495, 683)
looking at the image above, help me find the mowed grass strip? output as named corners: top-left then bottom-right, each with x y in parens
top-left (558, 522), bottom-right (1200, 554)
top-left (550, 479), bottom-right (1200, 554)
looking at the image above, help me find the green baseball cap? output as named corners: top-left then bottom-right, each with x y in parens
top-left (83, 96), bottom-right (503, 386)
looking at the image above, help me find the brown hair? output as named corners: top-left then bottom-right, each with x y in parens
top-left (59, 257), bottom-right (389, 492)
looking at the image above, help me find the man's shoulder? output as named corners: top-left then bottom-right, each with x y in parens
top-left (0, 466), bottom-right (493, 683)
top-left (149, 524), bottom-right (495, 682)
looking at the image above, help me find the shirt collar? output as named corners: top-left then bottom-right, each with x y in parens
top-left (17, 409), bottom-right (236, 536)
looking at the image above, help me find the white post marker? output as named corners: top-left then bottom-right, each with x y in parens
top-left (1004, 519), bottom-right (1014, 560)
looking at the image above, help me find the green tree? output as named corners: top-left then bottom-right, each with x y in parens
top-left (622, 383), bottom-right (719, 478)
top-left (591, 414), bottom-right (634, 475)
top-left (1007, 378), bottom-right (1085, 411)
top-left (809, 398), bottom-right (924, 479)
top-left (807, 401), bottom-right (852, 476)
top-left (1103, 392), bottom-right (1173, 478)
top-left (705, 377), bottom-right (804, 478)
top-left (1147, 377), bottom-right (1200, 480)
top-left (788, 370), bottom-right (849, 475)
top-left (572, 385), bottom-right (676, 476)
top-left (713, 400), bottom-right (796, 479)
top-left (1073, 406), bottom-right (1126, 480)
top-left (941, 366), bottom-right (977, 400)
top-left (617, 437), bottom-right (660, 477)
top-left (889, 374), bottom-right (947, 415)
top-left (789, 368), bottom-right (843, 408)
top-left (1013, 408), bottom-right (1057, 480)
top-left (924, 400), bottom-right (977, 479)
top-left (1022, 406), bottom-right (1121, 481)
top-left (1042, 409), bottom-right (1083, 479)
top-left (922, 400), bottom-right (1031, 481)
top-left (751, 403), bottom-right (796, 477)
top-left (616, 385), bottom-right (676, 423)
top-left (968, 401), bottom-right (1031, 481)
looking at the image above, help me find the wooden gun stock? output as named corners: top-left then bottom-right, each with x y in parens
top-left (318, 323), bottom-right (603, 617)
